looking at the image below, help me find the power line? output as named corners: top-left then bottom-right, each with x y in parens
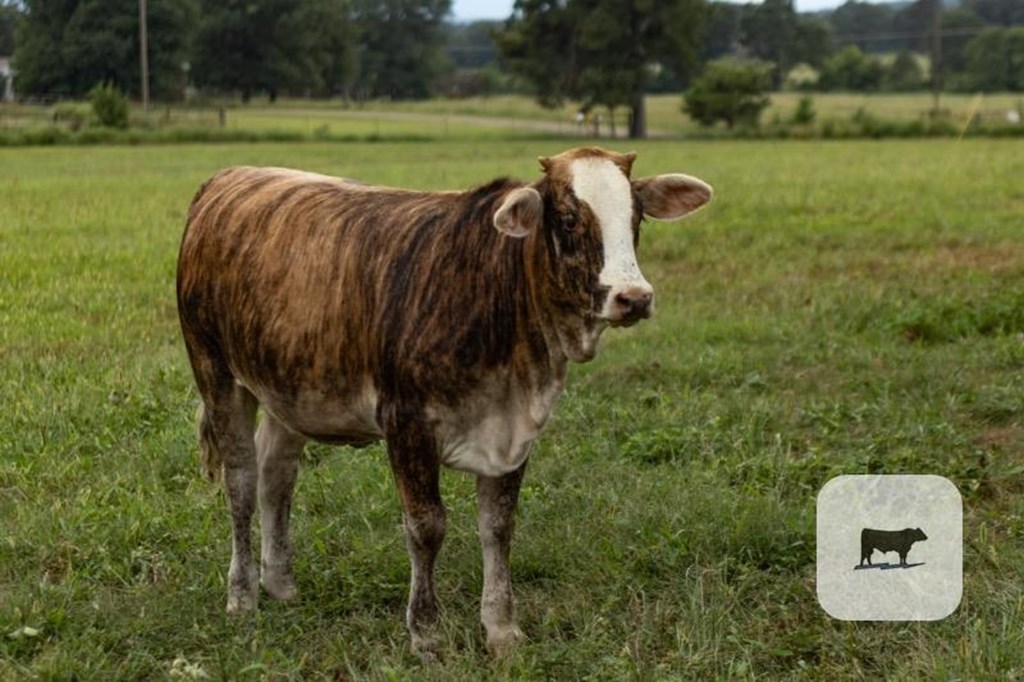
top-left (832, 26), bottom-right (993, 43)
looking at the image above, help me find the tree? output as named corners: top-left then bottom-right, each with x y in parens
top-left (352, 0), bottom-right (452, 100)
top-left (15, 0), bottom-right (197, 99)
top-left (970, 0), bottom-right (1024, 27)
top-left (818, 45), bottom-right (884, 91)
top-left (829, 1), bottom-right (895, 54)
top-left (700, 2), bottom-right (742, 62)
top-left (497, 0), bottom-right (707, 139)
top-left (962, 27), bottom-right (1024, 92)
top-left (288, 0), bottom-right (358, 98)
top-left (0, 1), bottom-right (20, 56)
top-left (884, 50), bottom-right (924, 91)
top-left (741, 0), bottom-right (797, 88)
top-left (494, 0), bottom-right (575, 110)
top-left (683, 58), bottom-right (771, 128)
top-left (737, 0), bottom-right (830, 84)
top-left (941, 7), bottom-right (987, 77)
top-left (445, 20), bottom-right (501, 70)
top-left (891, 0), bottom-right (934, 54)
top-left (194, 0), bottom-right (309, 102)
top-left (792, 18), bottom-right (832, 70)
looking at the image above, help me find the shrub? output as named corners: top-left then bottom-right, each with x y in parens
top-left (88, 82), bottom-right (130, 129)
top-left (683, 58), bottom-right (773, 129)
top-left (792, 96), bottom-right (816, 125)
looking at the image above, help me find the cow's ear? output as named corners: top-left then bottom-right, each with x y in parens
top-left (633, 173), bottom-right (713, 221)
top-left (494, 187), bottom-right (543, 239)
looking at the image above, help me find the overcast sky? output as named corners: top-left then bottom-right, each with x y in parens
top-left (452, 0), bottom-right (872, 22)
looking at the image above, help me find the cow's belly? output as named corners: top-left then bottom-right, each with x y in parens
top-left (253, 383), bottom-right (383, 446)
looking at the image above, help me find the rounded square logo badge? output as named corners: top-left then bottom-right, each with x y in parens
top-left (816, 475), bottom-right (962, 621)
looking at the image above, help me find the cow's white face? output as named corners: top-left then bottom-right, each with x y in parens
top-left (570, 157), bottom-right (653, 326)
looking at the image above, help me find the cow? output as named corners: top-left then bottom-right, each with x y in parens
top-left (860, 527), bottom-right (928, 567)
top-left (176, 147), bottom-right (713, 657)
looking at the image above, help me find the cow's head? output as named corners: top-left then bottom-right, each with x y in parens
top-left (493, 147), bottom-right (713, 362)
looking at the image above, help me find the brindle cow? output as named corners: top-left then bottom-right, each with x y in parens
top-left (176, 147), bottom-right (712, 657)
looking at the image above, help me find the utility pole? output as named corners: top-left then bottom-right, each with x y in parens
top-left (139, 0), bottom-right (150, 111)
top-left (930, 0), bottom-right (942, 114)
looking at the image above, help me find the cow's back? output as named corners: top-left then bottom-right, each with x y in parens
top-left (181, 168), bottom-right (386, 398)
top-left (177, 167), bottom-right (540, 438)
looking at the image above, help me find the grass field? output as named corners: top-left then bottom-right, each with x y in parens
top-left (5, 92), bottom-right (1024, 140)
top-left (1, 137), bottom-right (1023, 679)
top-left (198, 91), bottom-right (1024, 138)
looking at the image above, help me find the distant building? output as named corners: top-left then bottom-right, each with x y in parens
top-left (0, 57), bottom-right (13, 102)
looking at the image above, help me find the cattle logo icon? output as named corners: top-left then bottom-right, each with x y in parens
top-left (817, 475), bottom-right (961, 620)
top-left (857, 527), bottom-right (927, 569)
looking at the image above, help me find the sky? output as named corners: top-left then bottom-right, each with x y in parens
top-left (451, 0), bottom-right (879, 22)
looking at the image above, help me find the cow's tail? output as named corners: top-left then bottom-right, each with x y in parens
top-left (196, 403), bottom-right (223, 482)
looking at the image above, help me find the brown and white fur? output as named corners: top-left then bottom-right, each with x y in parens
top-left (176, 147), bottom-right (712, 657)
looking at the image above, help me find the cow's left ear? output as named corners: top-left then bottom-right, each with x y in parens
top-left (494, 187), bottom-right (543, 238)
top-left (633, 174), bottom-right (713, 221)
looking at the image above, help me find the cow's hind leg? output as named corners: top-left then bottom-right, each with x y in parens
top-left (198, 381), bottom-right (260, 613)
top-left (383, 411), bottom-right (446, 660)
top-left (256, 412), bottom-right (306, 601)
top-left (476, 462), bottom-right (527, 656)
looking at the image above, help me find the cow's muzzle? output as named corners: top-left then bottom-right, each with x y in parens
top-left (608, 286), bottom-right (653, 327)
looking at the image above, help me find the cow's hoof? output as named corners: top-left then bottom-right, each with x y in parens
top-left (225, 589), bottom-right (257, 614)
top-left (486, 624), bottom-right (524, 657)
top-left (261, 568), bottom-right (298, 601)
top-left (226, 564), bottom-right (259, 613)
top-left (411, 632), bottom-right (442, 662)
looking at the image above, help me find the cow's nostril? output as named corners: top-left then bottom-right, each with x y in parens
top-left (614, 290), bottom-right (653, 318)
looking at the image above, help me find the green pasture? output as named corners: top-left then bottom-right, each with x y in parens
top-left (1, 138), bottom-right (1023, 679)
top-left (5, 92), bottom-right (1024, 141)
top-left (187, 91), bottom-right (1024, 138)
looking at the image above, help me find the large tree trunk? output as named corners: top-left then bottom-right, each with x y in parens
top-left (629, 89), bottom-right (646, 139)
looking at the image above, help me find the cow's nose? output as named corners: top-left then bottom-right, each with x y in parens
top-left (613, 287), bottom-right (653, 323)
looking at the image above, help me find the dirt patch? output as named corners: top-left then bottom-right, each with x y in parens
top-left (976, 424), bottom-right (1024, 451)
top-left (917, 242), bottom-right (1024, 274)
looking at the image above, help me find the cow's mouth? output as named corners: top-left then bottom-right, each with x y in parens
top-left (609, 316), bottom-right (645, 329)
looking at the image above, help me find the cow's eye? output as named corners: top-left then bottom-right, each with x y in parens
top-left (561, 214), bottom-right (578, 232)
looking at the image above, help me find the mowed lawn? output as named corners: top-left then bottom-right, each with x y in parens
top-left (1, 138), bottom-right (1023, 679)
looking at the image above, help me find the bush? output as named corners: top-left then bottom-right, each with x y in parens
top-left (88, 82), bottom-right (130, 129)
top-left (683, 58), bottom-right (773, 129)
top-left (792, 96), bottom-right (816, 125)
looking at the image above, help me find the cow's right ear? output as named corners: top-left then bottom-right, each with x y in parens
top-left (494, 187), bottom-right (542, 239)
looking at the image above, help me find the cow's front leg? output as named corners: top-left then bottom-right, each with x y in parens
top-left (477, 461), bottom-right (527, 656)
top-left (384, 416), bottom-right (446, 660)
top-left (256, 413), bottom-right (306, 601)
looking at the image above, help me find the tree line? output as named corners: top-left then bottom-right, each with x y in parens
top-left (1, 0), bottom-right (1022, 136)
top-left (698, 0), bottom-right (1024, 92)
top-left (5, 0), bottom-right (451, 102)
